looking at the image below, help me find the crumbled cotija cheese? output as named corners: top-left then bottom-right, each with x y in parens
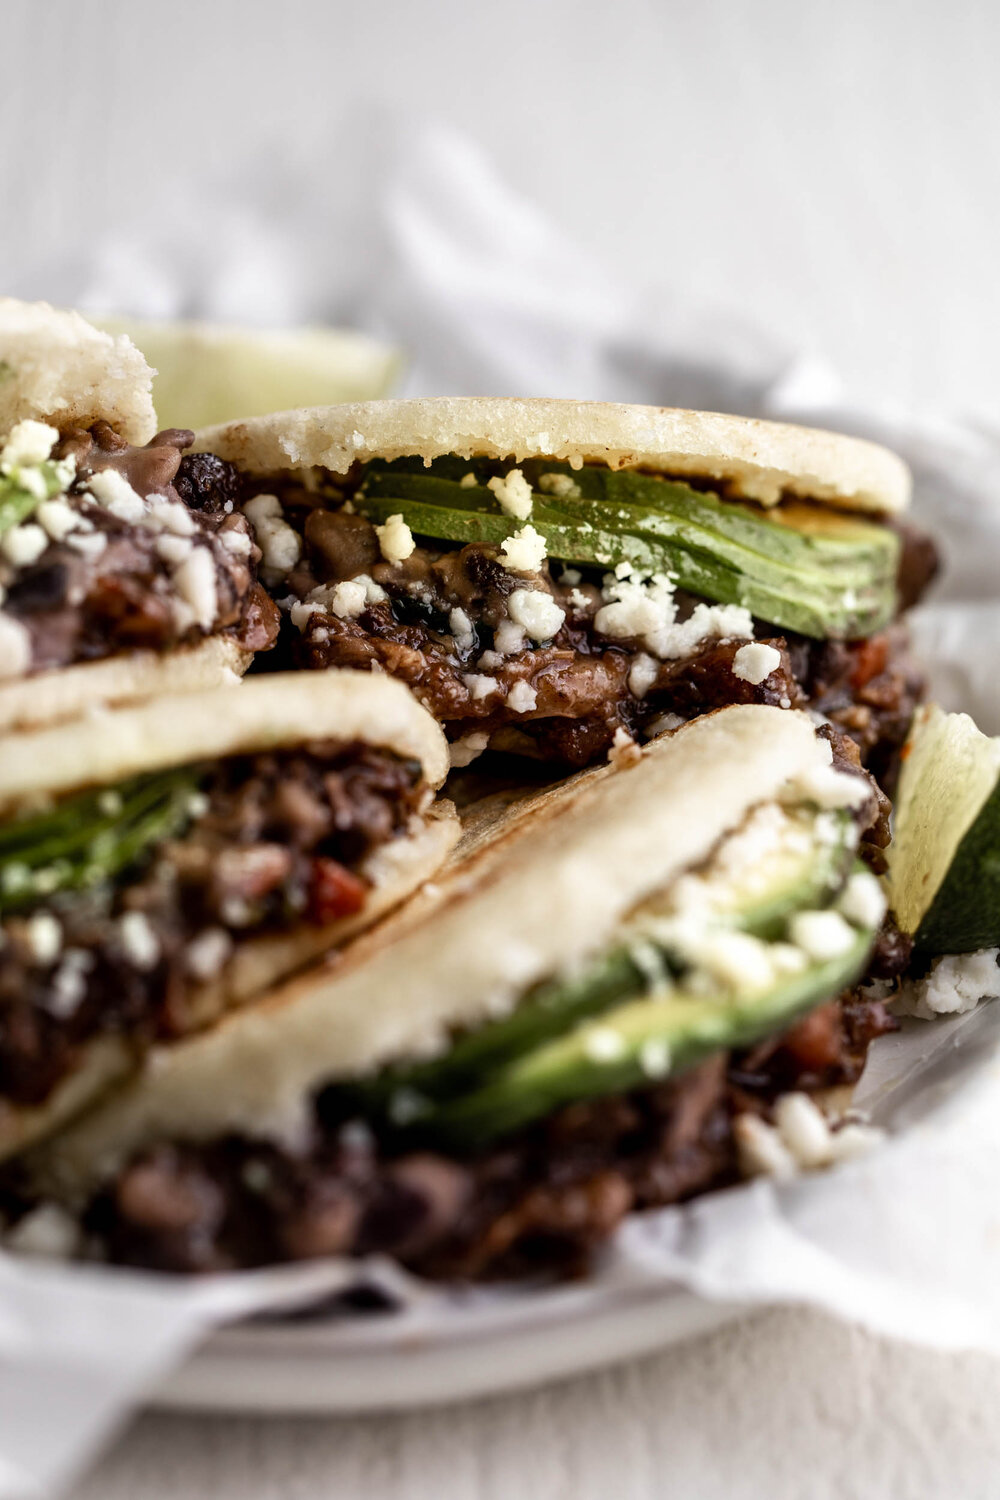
top-left (507, 588), bottom-right (565, 641)
top-left (0, 419), bottom-right (58, 471)
top-left (837, 870), bottom-right (887, 929)
top-left (628, 653), bottom-right (659, 699)
top-left (173, 547), bottom-right (217, 629)
top-left (506, 680), bottom-right (538, 713)
top-left (538, 472), bottom-right (582, 500)
top-left (493, 619), bottom-right (527, 655)
top-left (788, 909), bottom-right (857, 961)
top-left (118, 911), bottom-right (161, 972)
top-left (0, 613), bottom-right (32, 677)
top-left (459, 472), bottom-right (478, 489)
top-left (895, 948), bottom-right (1000, 1019)
top-left (499, 524), bottom-right (547, 573)
top-left (462, 673), bottom-right (499, 700)
top-left (375, 512), bottom-right (416, 564)
top-left (488, 469), bottom-right (534, 521)
top-left (243, 493), bottom-right (301, 575)
top-left (186, 927), bottom-right (234, 981)
top-left (732, 642), bottom-right (782, 685)
top-left (25, 912), bottom-right (62, 966)
top-left (1, 523), bottom-right (48, 567)
top-left (85, 468), bottom-right (146, 522)
top-left (36, 497), bottom-right (83, 542)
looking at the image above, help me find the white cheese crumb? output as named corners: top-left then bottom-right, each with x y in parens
top-left (48, 948), bottom-right (94, 1018)
top-left (773, 1092), bottom-right (834, 1169)
top-left (895, 949), bottom-right (1000, 1019)
top-left (793, 763), bottom-right (871, 811)
top-left (499, 523), bottom-right (547, 573)
top-left (477, 649), bottom-right (502, 670)
top-left (449, 606), bottom-right (476, 652)
top-left (460, 472), bottom-right (478, 488)
top-left (25, 912), bottom-right (62, 966)
top-left (173, 547), bottom-right (217, 630)
top-left (638, 1036), bottom-right (672, 1078)
top-left (566, 587), bottom-right (591, 613)
top-left (1, 523), bottom-right (48, 567)
top-left (156, 533), bottom-right (194, 566)
top-left (732, 641), bottom-right (782, 686)
top-left (788, 909), bottom-right (857, 961)
top-left (0, 419), bottom-right (58, 471)
top-left (290, 575), bottom-right (387, 627)
top-left (448, 731), bottom-right (490, 768)
top-left (375, 512), bottom-right (416, 565)
top-left (85, 468), bottom-right (146, 522)
top-left (647, 712), bottom-right (686, 738)
top-left (487, 468), bottom-right (534, 521)
top-left (463, 673), bottom-right (498, 701)
top-left (684, 928), bottom-right (779, 992)
top-left (507, 679), bottom-right (538, 713)
top-left (560, 568), bottom-right (582, 586)
top-left (118, 911), bottom-right (161, 972)
top-left (507, 587), bottom-right (565, 642)
top-left (243, 493), bottom-right (283, 525)
top-left (220, 529), bottom-right (253, 558)
top-left (609, 726), bottom-right (641, 769)
top-left (186, 927), bottom-right (234, 981)
top-left (837, 870), bottom-right (887, 930)
top-left (493, 618), bottom-right (527, 655)
top-left (582, 1026), bottom-right (627, 1063)
top-left (4, 1203), bottom-right (79, 1260)
top-left (826, 1122), bottom-right (885, 1162)
top-left (290, 599), bottom-right (325, 631)
top-left (735, 1114), bottom-right (797, 1179)
top-left (36, 497), bottom-right (83, 542)
top-left (0, 613), bottom-right (32, 677)
top-left (66, 529), bottom-right (108, 559)
top-left (628, 653), bottom-right (659, 700)
top-left (538, 472), bottom-right (582, 500)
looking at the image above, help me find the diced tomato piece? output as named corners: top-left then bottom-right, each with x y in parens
top-left (850, 635), bottom-right (889, 690)
top-left (308, 858), bottom-right (368, 924)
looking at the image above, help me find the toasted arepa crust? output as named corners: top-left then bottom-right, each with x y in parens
top-left (0, 298), bottom-right (156, 444)
top-left (0, 636), bottom-right (251, 735)
top-left (195, 397), bottom-right (911, 515)
top-left (0, 668), bottom-right (451, 811)
top-left (30, 705), bottom-right (846, 1195)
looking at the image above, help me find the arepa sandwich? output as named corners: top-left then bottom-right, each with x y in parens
top-left (194, 397), bottom-right (937, 779)
top-left (0, 670), bottom-right (455, 1161)
top-left (15, 705), bottom-right (901, 1276)
top-left (0, 298), bottom-right (281, 730)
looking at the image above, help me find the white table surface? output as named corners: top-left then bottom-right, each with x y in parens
top-left (5, 2), bottom-right (1000, 1495)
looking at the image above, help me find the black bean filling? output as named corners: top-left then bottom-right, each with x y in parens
top-left (3, 428), bottom-right (279, 673)
top-left (0, 744), bottom-right (423, 1108)
top-left (79, 989), bottom-right (899, 1279)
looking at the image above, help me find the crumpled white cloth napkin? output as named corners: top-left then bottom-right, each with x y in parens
top-left (4, 118), bottom-right (1000, 1498)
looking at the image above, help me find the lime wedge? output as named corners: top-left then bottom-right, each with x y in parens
top-left (90, 317), bottom-right (401, 430)
top-left (885, 703), bottom-right (1000, 955)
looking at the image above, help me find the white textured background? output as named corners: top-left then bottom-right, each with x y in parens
top-left (5, 1), bottom-right (1000, 1495)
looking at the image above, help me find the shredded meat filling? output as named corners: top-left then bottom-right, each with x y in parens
top-left (272, 501), bottom-right (933, 770)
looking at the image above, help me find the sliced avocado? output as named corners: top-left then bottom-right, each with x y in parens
top-left (0, 768), bottom-right (205, 913)
top-left (328, 808), bottom-right (859, 1126)
top-left (354, 463), bottom-right (898, 639)
top-left (419, 925), bottom-right (872, 1145)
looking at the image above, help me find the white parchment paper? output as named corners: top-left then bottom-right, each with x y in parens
top-left (4, 120), bottom-right (1000, 1497)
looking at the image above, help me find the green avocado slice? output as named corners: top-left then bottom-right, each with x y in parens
top-left (353, 463), bottom-right (898, 639)
top-left (326, 810), bottom-right (861, 1135)
top-left (417, 924), bottom-right (872, 1146)
top-left (0, 768), bottom-right (205, 913)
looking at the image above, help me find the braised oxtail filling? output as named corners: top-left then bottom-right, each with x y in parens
top-left (0, 743), bottom-right (424, 1108)
top-left (0, 420), bottom-right (279, 677)
top-left (245, 455), bottom-right (937, 774)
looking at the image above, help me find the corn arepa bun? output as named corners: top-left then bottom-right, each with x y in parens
top-left (195, 397), bottom-right (911, 515)
top-left (0, 298), bottom-right (156, 445)
top-left (0, 668), bottom-right (451, 811)
top-left (0, 635), bottom-right (252, 735)
top-left (27, 704), bottom-right (849, 1193)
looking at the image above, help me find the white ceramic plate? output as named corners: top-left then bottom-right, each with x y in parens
top-left (155, 1280), bottom-right (748, 1413)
